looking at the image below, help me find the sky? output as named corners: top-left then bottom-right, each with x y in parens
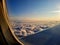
top-left (6, 0), bottom-right (60, 21)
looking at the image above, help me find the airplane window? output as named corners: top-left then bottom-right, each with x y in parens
top-left (6, 0), bottom-right (60, 45)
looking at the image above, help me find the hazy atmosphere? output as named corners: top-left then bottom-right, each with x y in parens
top-left (6, 0), bottom-right (60, 21)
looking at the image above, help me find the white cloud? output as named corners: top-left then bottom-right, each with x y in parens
top-left (51, 10), bottom-right (60, 13)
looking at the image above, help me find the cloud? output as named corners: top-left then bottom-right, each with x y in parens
top-left (51, 10), bottom-right (60, 13)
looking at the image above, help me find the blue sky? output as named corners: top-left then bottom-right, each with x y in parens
top-left (6, 0), bottom-right (60, 21)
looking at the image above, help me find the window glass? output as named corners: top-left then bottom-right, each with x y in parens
top-left (6, 0), bottom-right (60, 45)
